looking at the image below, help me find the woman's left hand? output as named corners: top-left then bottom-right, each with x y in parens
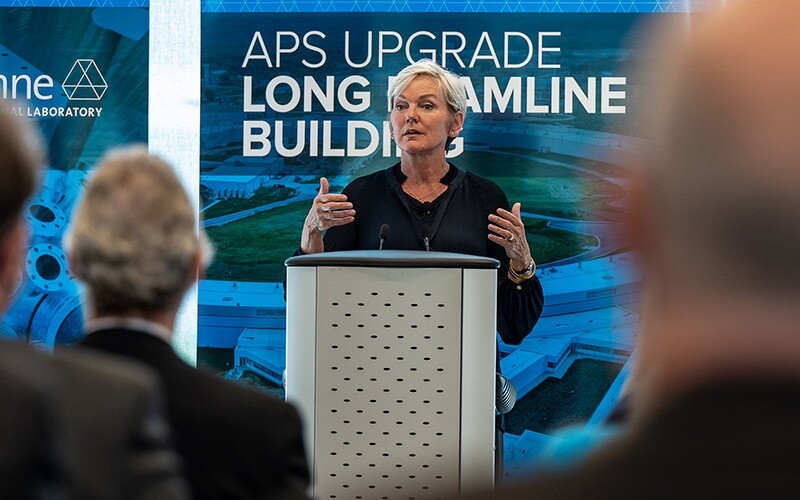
top-left (488, 202), bottom-right (534, 278)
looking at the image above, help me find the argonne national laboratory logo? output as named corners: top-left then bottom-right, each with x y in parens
top-left (62, 59), bottom-right (108, 101)
top-left (2, 58), bottom-right (107, 118)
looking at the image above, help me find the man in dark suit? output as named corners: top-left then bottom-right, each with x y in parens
top-left (0, 104), bottom-right (59, 499)
top-left (0, 363), bottom-right (60, 498)
top-left (1, 339), bottom-right (191, 499)
top-left (0, 104), bottom-right (189, 499)
top-left (458, 1), bottom-right (800, 498)
top-left (65, 146), bottom-right (310, 499)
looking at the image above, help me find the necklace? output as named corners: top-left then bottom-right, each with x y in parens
top-left (402, 162), bottom-right (449, 201)
top-left (403, 182), bottom-right (444, 202)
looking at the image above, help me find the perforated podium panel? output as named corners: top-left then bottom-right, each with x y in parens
top-left (286, 251), bottom-right (498, 500)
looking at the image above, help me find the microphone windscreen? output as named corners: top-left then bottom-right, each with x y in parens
top-left (379, 223), bottom-right (390, 239)
top-left (496, 373), bottom-right (517, 414)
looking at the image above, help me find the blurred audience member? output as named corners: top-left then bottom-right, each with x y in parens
top-left (65, 146), bottom-right (310, 499)
top-left (0, 103), bottom-right (59, 499)
top-left (0, 104), bottom-right (189, 499)
top-left (460, 1), bottom-right (800, 497)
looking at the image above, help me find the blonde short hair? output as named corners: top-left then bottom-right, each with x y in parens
top-left (388, 59), bottom-right (467, 148)
top-left (64, 146), bottom-right (211, 314)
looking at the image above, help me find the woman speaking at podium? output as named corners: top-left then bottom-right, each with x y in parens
top-left (296, 58), bottom-right (544, 479)
top-left (298, 58), bottom-right (543, 346)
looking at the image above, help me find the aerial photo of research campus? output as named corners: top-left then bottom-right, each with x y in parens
top-left (198, 12), bottom-right (644, 477)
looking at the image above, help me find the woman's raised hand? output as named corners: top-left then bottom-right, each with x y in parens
top-left (488, 202), bottom-right (535, 282)
top-left (300, 177), bottom-right (355, 254)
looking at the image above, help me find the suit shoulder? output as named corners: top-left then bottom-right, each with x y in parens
top-left (192, 367), bottom-right (301, 420)
top-left (53, 346), bottom-right (160, 395)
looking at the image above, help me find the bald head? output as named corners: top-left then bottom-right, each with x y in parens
top-left (639, 0), bottom-right (800, 298)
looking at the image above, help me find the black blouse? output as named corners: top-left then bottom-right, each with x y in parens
top-left (322, 163), bottom-right (544, 345)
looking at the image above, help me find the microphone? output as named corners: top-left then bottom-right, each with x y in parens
top-left (379, 224), bottom-right (390, 250)
top-left (496, 373), bottom-right (517, 414)
top-left (421, 224), bottom-right (431, 251)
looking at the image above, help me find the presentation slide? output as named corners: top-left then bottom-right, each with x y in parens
top-left (0, 4), bottom-right (149, 348)
top-left (199, 0), bottom-right (709, 477)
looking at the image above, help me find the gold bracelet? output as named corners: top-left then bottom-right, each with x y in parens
top-left (509, 258), bottom-right (536, 281)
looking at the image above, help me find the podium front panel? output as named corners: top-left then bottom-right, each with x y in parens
top-left (286, 253), bottom-right (497, 499)
top-left (315, 266), bottom-right (462, 499)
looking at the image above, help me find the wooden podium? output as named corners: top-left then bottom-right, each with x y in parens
top-left (285, 250), bottom-right (498, 499)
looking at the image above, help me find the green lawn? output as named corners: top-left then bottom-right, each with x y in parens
top-left (526, 219), bottom-right (598, 264)
top-left (458, 151), bottom-right (626, 220)
top-left (203, 151), bottom-right (613, 282)
top-left (205, 200), bottom-right (309, 282)
top-left (504, 358), bottom-right (623, 435)
top-left (205, 204), bottom-right (596, 282)
top-left (202, 186), bottom-right (298, 220)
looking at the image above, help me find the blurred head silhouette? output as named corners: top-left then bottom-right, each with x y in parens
top-left (0, 105), bottom-right (43, 314)
top-left (64, 146), bottom-right (210, 327)
top-left (628, 0), bottom-right (800, 417)
top-left (453, 4), bottom-right (800, 499)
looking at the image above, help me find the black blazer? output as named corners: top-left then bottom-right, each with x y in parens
top-left (0, 361), bottom-right (60, 499)
top-left (80, 328), bottom-right (310, 500)
top-left (1, 339), bottom-right (189, 500)
top-left (460, 380), bottom-right (800, 500)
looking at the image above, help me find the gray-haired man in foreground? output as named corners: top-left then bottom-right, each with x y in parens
top-left (0, 105), bottom-right (189, 498)
top-left (66, 146), bottom-right (310, 499)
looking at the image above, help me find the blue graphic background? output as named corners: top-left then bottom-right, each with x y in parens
top-left (202, 0), bottom-right (719, 12)
top-left (0, 6), bottom-right (149, 348)
top-left (0, 0), bottom-right (720, 481)
top-left (197, 5), bottom-right (707, 477)
top-left (0, 1), bottom-right (146, 6)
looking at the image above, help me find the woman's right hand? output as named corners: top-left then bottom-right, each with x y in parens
top-left (300, 177), bottom-right (355, 254)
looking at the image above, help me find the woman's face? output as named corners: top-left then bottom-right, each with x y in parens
top-left (390, 75), bottom-right (463, 157)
